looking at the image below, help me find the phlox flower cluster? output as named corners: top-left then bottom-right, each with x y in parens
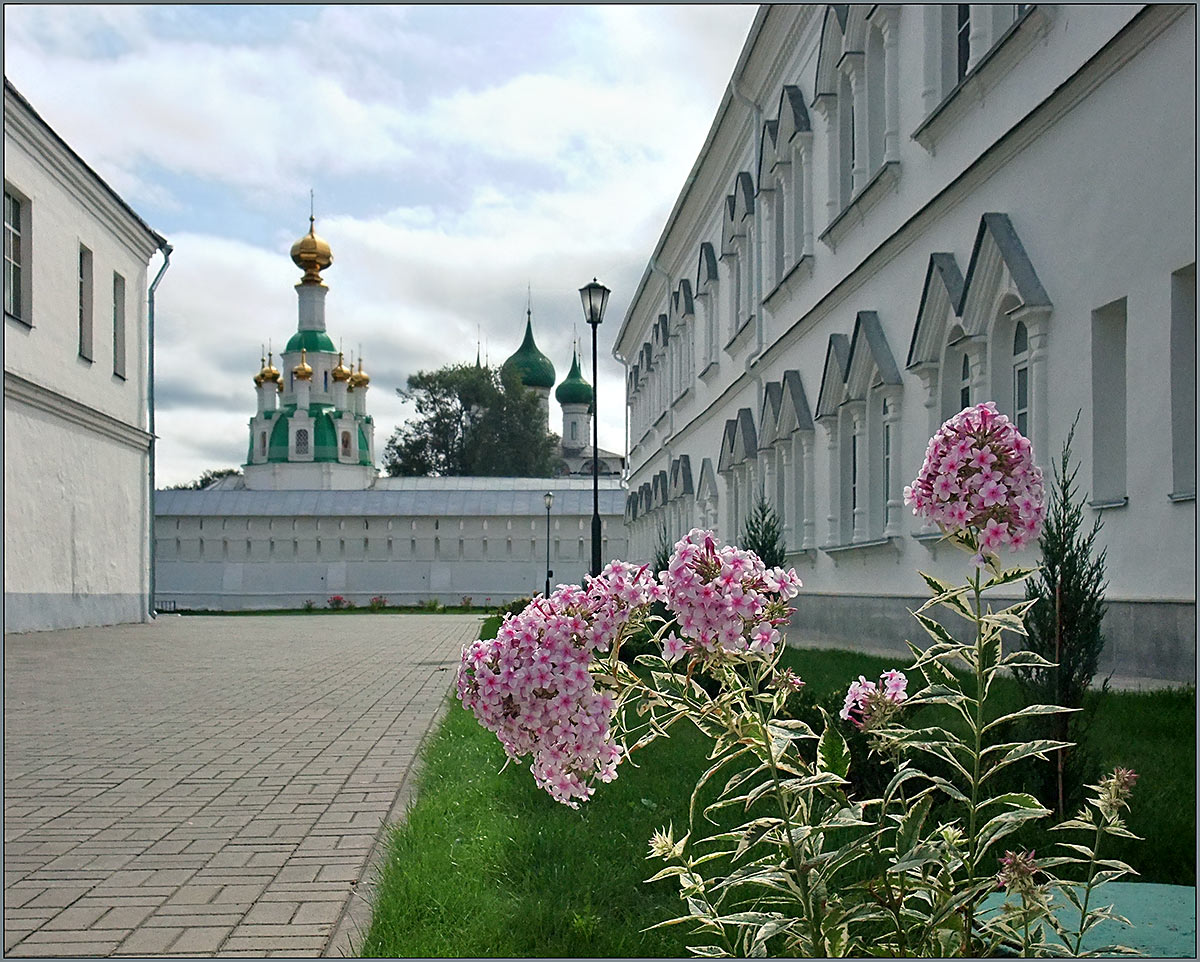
top-left (657, 529), bottom-right (803, 665)
top-left (904, 402), bottom-right (1045, 563)
top-left (839, 670), bottom-right (908, 729)
top-left (456, 561), bottom-right (662, 807)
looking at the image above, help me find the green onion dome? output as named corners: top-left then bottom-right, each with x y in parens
top-left (555, 349), bottom-right (593, 405)
top-left (501, 314), bottom-right (556, 390)
top-left (286, 329), bottom-right (337, 353)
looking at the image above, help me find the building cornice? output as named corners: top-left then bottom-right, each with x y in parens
top-left (4, 371), bottom-right (152, 451)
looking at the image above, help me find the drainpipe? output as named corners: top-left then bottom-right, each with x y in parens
top-left (147, 243), bottom-right (172, 619)
top-left (730, 78), bottom-right (767, 499)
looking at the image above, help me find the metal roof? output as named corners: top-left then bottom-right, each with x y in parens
top-left (155, 479), bottom-right (627, 518)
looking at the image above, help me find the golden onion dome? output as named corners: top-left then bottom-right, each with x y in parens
top-left (259, 351), bottom-right (281, 383)
top-left (331, 351), bottom-right (352, 382)
top-left (290, 216), bottom-right (333, 284)
top-left (293, 348), bottom-right (313, 381)
top-left (350, 357), bottom-right (370, 388)
top-left (254, 356), bottom-right (265, 387)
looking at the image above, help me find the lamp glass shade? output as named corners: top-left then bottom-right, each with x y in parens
top-left (579, 279), bottom-right (610, 326)
top-left (544, 491), bottom-right (554, 510)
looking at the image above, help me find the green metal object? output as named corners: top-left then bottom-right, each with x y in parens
top-left (502, 316), bottom-right (555, 389)
top-left (554, 349), bottom-right (593, 405)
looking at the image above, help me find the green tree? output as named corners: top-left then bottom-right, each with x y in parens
top-left (1014, 418), bottom-right (1109, 819)
top-left (740, 495), bottom-right (787, 568)
top-left (168, 467), bottom-right (241, 490)
top-left (383, 363), bottom-right (561, 477)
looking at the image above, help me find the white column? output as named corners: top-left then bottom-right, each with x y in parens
top-left (914, 366), bottom-right (940, 534)
top-left (877, 8), bottom-right (901, 163)
top-left (800, 432), bottom-right (816, 550)
top-left (842, 55), bottom-right (868, 194)
top-left (921, 6), bottom-right (944, 116)
top-left (882, 388), bottom-right (904, 537)
top-left (849, 403), bottom-right (868, 542)
top-left (1025, 312), bottom-right (1051, 467)
top-left (822, 420), bottom-right (840, 545)
top-left (810, 96), bottom-right (840, 230)
top-left (779, 441), bottom-right (795, 549)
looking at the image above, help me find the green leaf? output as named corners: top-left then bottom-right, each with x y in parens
top-left (981, 740), bottom-right (1072, 781)
top-left (896, 794), bottom-right (933, 857)
top-left (917, 571), bottom-right (975, 618)
top-left (911, 610), bottom-right (963, 648)
top-left (976, 804), bottom-right (1051, 859)
top-left (983, 704), bottom-right (1076, 733)
top-left (817, 718), bottom-right (851, 779)
top-left (1000, 650), bottom-right (1058, 670)
top-left (981, 566), bottom-right (1039, 590)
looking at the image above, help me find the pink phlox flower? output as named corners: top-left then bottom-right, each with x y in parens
top-left (661, 632), bottom-right (688, 664)
top-left (839, 675), bottom-right (877, 724)
top-left (880, 669), bottom-right (908, 703)
top-left (979, 518), bottom-right (1010, 551)
top-left (978, 478), bottom-right (1009, 508)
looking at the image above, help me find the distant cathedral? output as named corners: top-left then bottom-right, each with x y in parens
top-left (499, 309), bottom-right (623, 477)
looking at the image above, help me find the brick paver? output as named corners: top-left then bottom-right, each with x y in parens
top-left (4, 614), bottom-right (479, 957)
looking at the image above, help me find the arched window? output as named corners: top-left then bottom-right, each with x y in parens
top-left (295, 428), bottom-right (309, 455)
top-left (259, 432), bottom-right (266, 456)
top-left (1012, 320), bottom-right (1029, 436)
top-left (881, 396), bottom-right (893, 522)
top-left (324, 371), bottom-right (329, 392)
top-left (341, 430), bottom-right (351, 457)
top-left (839, 74), bottom-right (855, 207)
top-left (960, 353), bottom-right (971, 409)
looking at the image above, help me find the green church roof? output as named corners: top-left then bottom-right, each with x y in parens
top-left (285, 329), bottom-right (337, 354)
top-left (555, 349), bottom-right (593, 405)
top-left (502, 315), bottom-right (556, 389)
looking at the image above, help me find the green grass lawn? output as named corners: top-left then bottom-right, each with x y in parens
top-left (359, 626), bottom-right (1195, 958)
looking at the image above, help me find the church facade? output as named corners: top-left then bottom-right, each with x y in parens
top-left (4, 78), bottom-right (169, 632)
top-left (153, 226), bottom-right (627, 610)
top-left (616, 5), bottom-right (1195, 682)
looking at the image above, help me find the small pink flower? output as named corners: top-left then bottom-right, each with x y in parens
top-left (661, 633), bottom-right (687, 664)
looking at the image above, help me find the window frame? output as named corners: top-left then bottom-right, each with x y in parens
top-left (4, 187), bottom-right (30, 326)
top-left (112, 272), bottom-right (127, 379)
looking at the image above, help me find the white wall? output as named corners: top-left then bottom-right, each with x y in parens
top-left (4, 82), bottom-right (163, 632)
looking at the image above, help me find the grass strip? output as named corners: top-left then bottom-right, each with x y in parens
top-left (360, 630), bottom-right (1194, 958)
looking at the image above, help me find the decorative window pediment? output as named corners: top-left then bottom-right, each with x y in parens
top-left (776, 84), bottom-right (812, 146)
top-left (652, 470), bottom-right (669, 509)
top-left (906, 252), bottom-right (965, 369)
top-left (696, 243), bottom-right (719, 294)
top-left (757, 120), bottom-right (780, 187)
top-left (672, 279), bottom-right (694, 320)
top-left (959, 213), bottom-right (1052, 335)
top-left (717, 418), bottom-right (738, 473)
top-left (759, 381), bottom-right (785, 449)
top-left (638, 482), bottom-right (653, 516)
top-left (845, 311), bottom-right (902, 401)
top-left (696, 457), bottom-right (719, 503)
top-left (625, 493), bottom-right (638, 524)
top-left (721, 173), bottom-right (756, 254)
top-left (778, 368), bottom-right (815, 436)
top-left (815, 333), bottom-right (852, 420)
top-left (669, 455), bottom-right (694, 500)
top-left (731, 407), bottom-right (758, 465)
top-left (814, 5), bottom-right (849, 99)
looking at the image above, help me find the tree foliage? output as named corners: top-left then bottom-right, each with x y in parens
top-left (1014, 418), bottom-right (1109, 817)
top-left (168, 467), bottom-right (241, 490)
top-left (383, 363), bottom-right (561, 477)
top-left (740, 495), bottom-right (788, 568)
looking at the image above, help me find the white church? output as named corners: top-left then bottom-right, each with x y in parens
top-left (617, 4), bottom-right (1195, 683)
top-left (152, 225), bottom-right (627, 611)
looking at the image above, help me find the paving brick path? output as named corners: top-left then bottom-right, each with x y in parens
top-left (3, 613), bottom-right (480, 958)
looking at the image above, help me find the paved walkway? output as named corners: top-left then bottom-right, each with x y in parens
top-left (4, 613), bottom-right (480, 958)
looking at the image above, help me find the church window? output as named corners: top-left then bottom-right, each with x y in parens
top-left (364, 538), bottom-right (369, 552)
top-left (260, 432), bottom-right (267, 456)
top-left (387, 537), bottom-right (393, 554)
top-left (959, 353), bottom-right (971, 409)
top-left (571, 422), bottom-right (577, 441)
top-left (112, 273), bottom-right (126, 379)
top-left (78, 245), bottom-right (93, 361)
top-left (482, 539), bottom-right (487, 559)
top-left (341, 430), bottom-right (351, 457)
top-left (324, 371), bottom-right (329, 392)
top-left (339, 519), bottom-right (345, 530)
top-left (1091, 297), bottom-right (1128, 504)
top-left (881, 398), bottom-right (893, 523)
top-left (506, 537), bottom-right (512, 557)
top-left (295, 428), bottom-right (310, 455)
top-left (1012, 321), bottom-right (1030, 436)
top-left (1171, 264), bottom-right (1196, 499)
top-left (4, 189), bottom-right (27, 323)
top-left (838, 76), bottom-right (855, 209)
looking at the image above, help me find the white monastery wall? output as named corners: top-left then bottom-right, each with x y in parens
top-left (616, 5), bottom-right (1195, 681)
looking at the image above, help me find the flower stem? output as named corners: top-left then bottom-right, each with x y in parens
top-left (1072, 816), bottom-right (1105, 956)
top-left (964, 570), bottom-right (985, 956)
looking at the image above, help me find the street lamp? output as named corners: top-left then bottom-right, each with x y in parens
top-left (544, 490), bottom-right (554, 598)
top-left (579, 278), bottom-right (610, 577)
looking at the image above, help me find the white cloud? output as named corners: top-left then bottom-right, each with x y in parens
top-left (5, 4), bottom-right (756, 485)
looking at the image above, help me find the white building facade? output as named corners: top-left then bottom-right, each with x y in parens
top-left (617, 5), bottom-right (1195, 682)
top-left (4, 78), bottom-right (169, 632)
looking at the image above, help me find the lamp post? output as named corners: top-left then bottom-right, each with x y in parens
top-left (579, 278), bottom-right (610, 577)
top-left (544, 490), bottom-right (554, 598)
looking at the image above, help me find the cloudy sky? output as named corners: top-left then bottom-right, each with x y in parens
top-left (5, 4), bottom-right (757, 486)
